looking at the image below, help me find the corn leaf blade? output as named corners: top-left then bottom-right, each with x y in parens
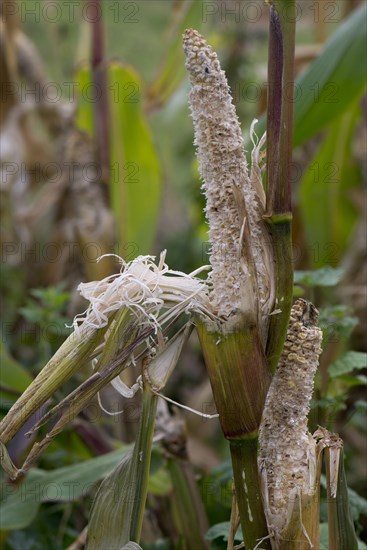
top-left (0, 446), bottom-right (130, 530)
top-left (108, 62), bottom-right (161, 255)
top-left (298, 102), bottom-right (361, 267)
top-left (74, 62), bottom-right (161, 256)
top-left (253, 5), bottom-right (367, 148)
top-left (292, 3), bottom-right (367, 147)
top-left (86, 389), bottom-right (158, 549)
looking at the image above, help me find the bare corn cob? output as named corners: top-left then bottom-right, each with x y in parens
top-left (183, 28), bottom-right (273, 339)
top-left (258, 299), bottom-right (323, 549)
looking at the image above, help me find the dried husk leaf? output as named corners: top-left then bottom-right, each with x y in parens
top-left (1, 253), bottom-right (211, 476)
top-left (12, 323), bottom-right (149, 478)
top-left (0, 441), bottom-right (19, 479)
top-left (315, 427), bottom-right (358, 550)
top-left (144, 323), bottom-right (193, 392)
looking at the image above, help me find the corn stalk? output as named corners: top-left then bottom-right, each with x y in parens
top-left (182, 1), bottom-right (296, 542)
top-left (264, 0), bottom-right (295, 373)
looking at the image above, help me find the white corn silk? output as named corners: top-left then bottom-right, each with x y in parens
top-left (71, 252), bottom-right (213, 399)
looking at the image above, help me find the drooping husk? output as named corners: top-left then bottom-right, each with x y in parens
top-left (0, 253), bottom-right (212, 478)
top-left (0, 321), bottom-right (106, 445)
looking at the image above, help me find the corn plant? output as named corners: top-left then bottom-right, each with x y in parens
top-left (0, 1), bottom-right (364, 549)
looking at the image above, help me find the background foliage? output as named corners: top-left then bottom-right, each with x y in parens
top-left (1, 0), bottom-right (366, 548)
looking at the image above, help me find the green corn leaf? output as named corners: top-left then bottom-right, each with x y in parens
top-left (293, 3), bottom-right (367, 147)
top-left (108, 62), bottom-right (161, 255)
top-left (167, 457), bottom-right (209, 548)
top-left (74, 62), bottom-right (94, 137)
top-left (0, 469), bottom-right (46, 530)
top-left (83, 449), bottom-right (134, 548)
top-left (252, 4), bottom-right (367, 148)
top-left (0, 446), bottom-right (130, 530)
top-left (74, 62), bottom-right (161, 257)
top-left (0, 443), bottom-right (168, 532)
top-left (298, 102), bottom-right (361, 267)
top-left (86, 389), bottom-right (158, 549)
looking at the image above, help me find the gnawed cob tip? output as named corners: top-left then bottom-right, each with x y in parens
top-left (183, 29), bottom-right (273, 343)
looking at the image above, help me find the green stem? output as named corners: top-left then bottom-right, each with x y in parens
top-left (196, 319), bottom-right (271, 548)
top-left (264, 0), bottom-right (296, 372)
top-left (230, 437), bottom-right (271, 550)
top-left (130, 386), bottom-right (158, 542)
top-left (265, 214), bottom-right (293, 373)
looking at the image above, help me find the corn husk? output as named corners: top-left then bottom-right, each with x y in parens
top-left (1, 253), bottom-right (212, 478)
